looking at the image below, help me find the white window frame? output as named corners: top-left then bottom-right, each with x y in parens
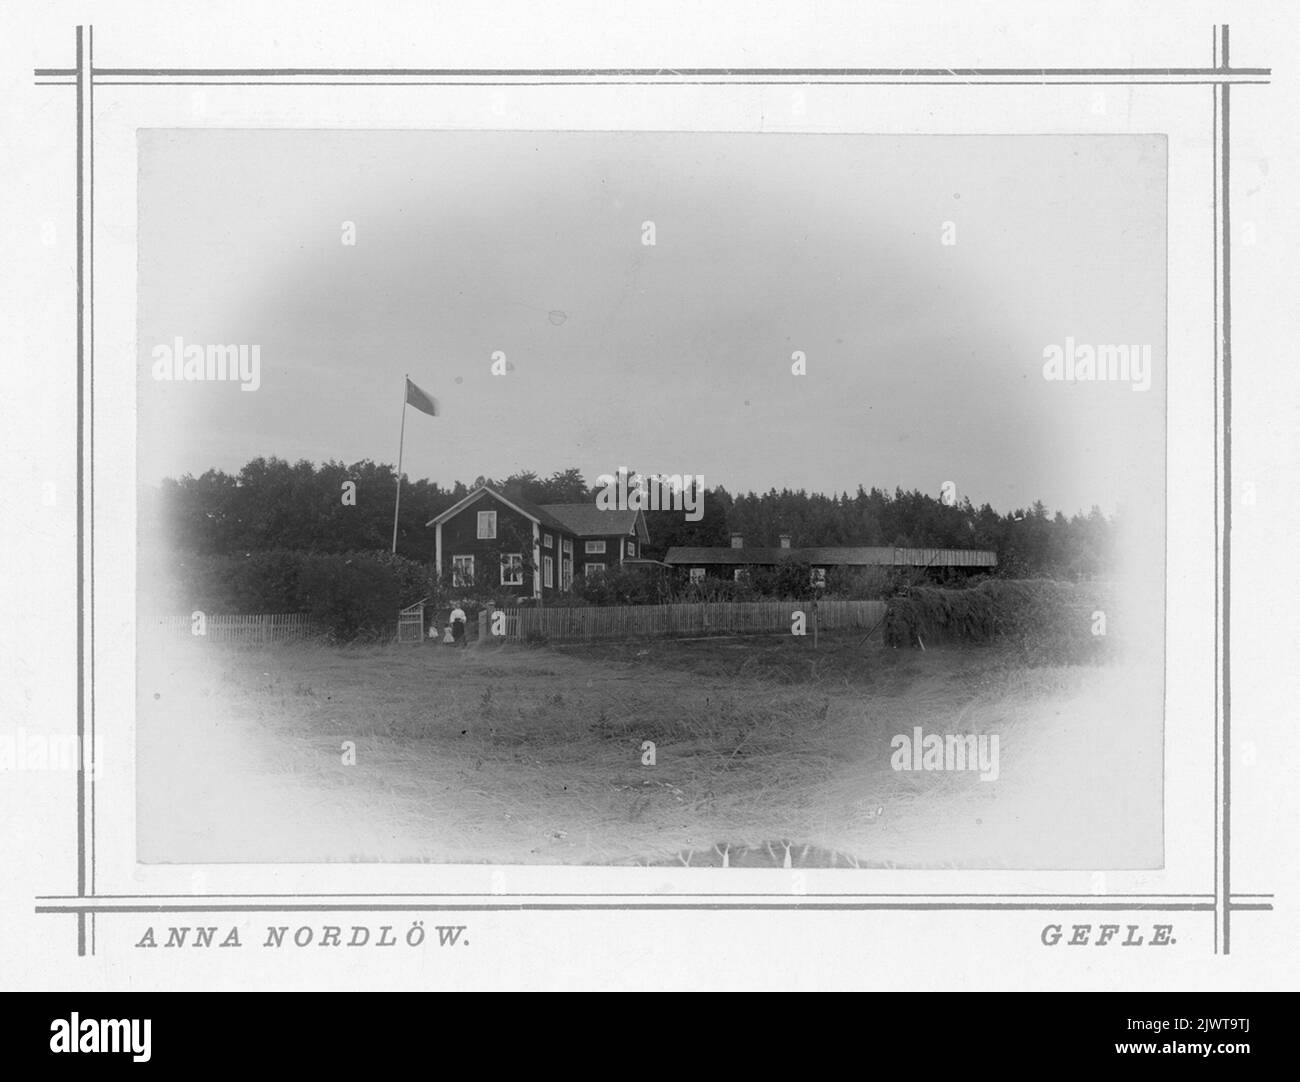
top-left (585, 562), bottom-right (606, 576)
top-left (543, 533), bottom-right (553, 549)
top-left (562, 559), bottom-right (573, 589)
top-left (690, 567), bottom-right (705, 584)
top-left (734, 568), bottom-right (748, 582)
top-left (452, 555), bottom-right (475, 587)
top-left (500, 553), bottom-right (524, 586)
top-left (626, 540), bottom-right (636, 556)
top-left (562, 538), bottom-right (573, 556)
top-left (477, 510), bottom-right (497, 539)
top-left (544, 555), bottom-right (554, 588)
top-left (811, 567), bottom-right (827, 588)
top-left (585, 540), bottom-right (606, 554)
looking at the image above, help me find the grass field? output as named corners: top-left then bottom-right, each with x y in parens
top-left (137, 630), bottom-right (1162, 868)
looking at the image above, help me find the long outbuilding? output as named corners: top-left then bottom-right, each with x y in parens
top-left (663, 534), bottom-right (996, 584)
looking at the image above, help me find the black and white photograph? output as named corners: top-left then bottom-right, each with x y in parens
top-left (135, 129), bottom-right (1166, 870)
top-left (2, 0), bottom-right (1297, 1006)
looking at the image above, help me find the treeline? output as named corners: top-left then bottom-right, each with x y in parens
top-left (143, 456), bottom-right (1117, 580)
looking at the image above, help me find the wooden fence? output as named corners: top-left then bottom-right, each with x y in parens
top-left (152, 612), bottom-right (318, 644)
top-left (504, 600), bottom-right (886, 643)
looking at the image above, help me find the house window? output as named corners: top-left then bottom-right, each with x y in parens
top-left (477, 510), bottom-right (497, 539)
top-left (500, 553), bottom-right (524, 586)
top-left (562, 559), bottom-right (572, 589)
top-left (452, 555), bottom-right (475, 587)
top-left (544, 556), bottom-right (554, 588)
top-left (562, 538), bottom-right (573, 556)
top-left (585, 540), bottom-right (605, 554)
top-left (734, 568), bottom-right (748, 582)
top-left (690, 568), bottom-right (705, 584)
top-left (543, 533), bottom-right (553, 549)
top-left (585, 562), bottom-right (606, 576)
top-left (811, 567), bottom-right (827, 588)
top-left (626, 540), bottom-right (636, 557)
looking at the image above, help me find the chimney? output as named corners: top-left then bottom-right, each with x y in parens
top-left (730, 533), bottom-right (743, 549)
top-left (779, 534), bottom-right (791, 549)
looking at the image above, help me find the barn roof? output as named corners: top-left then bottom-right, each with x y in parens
top-left (427, 486), bottom-right (652, 542)
top-left (539, 504), bottom-right (649, 542)
top-left (665, 547), bottom-right (793, 565)
top-left (427, 485), bottom-right (573, 534)
top-left (663, 546), bottom-right (997, 567)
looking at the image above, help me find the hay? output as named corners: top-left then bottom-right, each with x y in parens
top-left (883, 579), bottom-right (1114, 665)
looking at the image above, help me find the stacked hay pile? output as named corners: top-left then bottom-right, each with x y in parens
top-left (884, 580), bottom-right (1114, 664)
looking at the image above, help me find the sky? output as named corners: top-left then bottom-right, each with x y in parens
top-left (138, 130), bottom-right (1166, 517)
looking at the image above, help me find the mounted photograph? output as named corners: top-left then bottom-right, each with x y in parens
top-left (135, 129), bottom-right (1166, 870)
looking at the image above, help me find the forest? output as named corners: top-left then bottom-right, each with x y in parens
top-left (144, 456), bottom-right (1118, 581)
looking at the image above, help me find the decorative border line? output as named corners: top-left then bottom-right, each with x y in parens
top-left (35, 892), bottom-right (1274, 916)
top-left (33, 66), bottom-right (1271, 83)
top-left (72, 23), bottom-right (95, 960)
top-left (1212, 24), bottom-right (1235, 957)
top-left (36, 24), bottom-right (1264, 956)
top-left (31, 903), bottom-right (1275, 914)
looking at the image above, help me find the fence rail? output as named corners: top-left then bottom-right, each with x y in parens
top-left (152, 612), bottom-right (318, 644)
top-left (504, 600), bottom-right (886, 643)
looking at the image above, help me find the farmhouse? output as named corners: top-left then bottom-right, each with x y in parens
top-left (427, 485), bottom-right (650, 599)
top-left (664, 533), bottom-right (997, 586)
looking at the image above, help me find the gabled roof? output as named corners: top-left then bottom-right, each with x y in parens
top-left (426, 485), bottom-right (573, 535)
top-left (801, 547), bottom-right (900, 565)
top-left (539, 504), bottom-right (650, 543)
top-left (663, 546), bottom-right (997, 567)
top-left (665, 547), bottom-right (795, 565)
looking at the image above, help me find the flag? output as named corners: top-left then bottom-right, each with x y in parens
top-left (405, 378), bottom-right (438, 417)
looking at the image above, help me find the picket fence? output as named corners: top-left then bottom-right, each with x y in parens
top-left (153, 612), bottom-right (318, 644)
top-left (502, 599), bottom-right (886, 644)
top-left (151, 601), bottom-right (885, 647)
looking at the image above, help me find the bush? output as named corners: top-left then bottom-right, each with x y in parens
top-left (572, 565), bottom-right (675, 606)
top-left (883, 579), bottom-right (1113, 664)
top-left (155, 549), bottom-right (437, 641)
top-left (746, 559), bottom-right (816, 601)
top-left (823, 565), bottom-right (900, 600)
top-left (673, 577), bottom-right (759, 603)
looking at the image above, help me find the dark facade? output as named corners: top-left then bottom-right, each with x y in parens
top-left (537, 502), bottom-right (648, 578)
top-left (664, 543), bottom-right (998, 585)
top-left (431, 489), bottom-right (575, 600)
top-left (429, 486), bottom-right (651, 599)
top-left (573, 532), bottom-right (641, 576)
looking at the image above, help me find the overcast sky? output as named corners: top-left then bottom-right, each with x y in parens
top-left (138, 130), bottom-right (1165, 516)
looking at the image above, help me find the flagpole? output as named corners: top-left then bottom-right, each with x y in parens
top-left (392, 375), bottom-right (408, 554)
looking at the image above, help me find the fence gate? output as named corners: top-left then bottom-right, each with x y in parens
top-left (397, 598), bottom-right (427, 644)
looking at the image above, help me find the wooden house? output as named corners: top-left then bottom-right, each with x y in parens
top-left (427, 485), bottom-right (650, 600)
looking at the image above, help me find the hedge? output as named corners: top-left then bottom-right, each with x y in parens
top-left (149, 549), bottom-right (436, 641)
